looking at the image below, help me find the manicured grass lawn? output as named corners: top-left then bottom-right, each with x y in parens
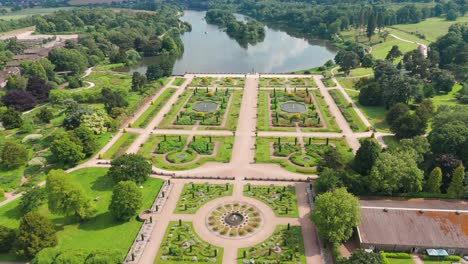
top-left (321, 78), bottom-right (336, 87)
top-left (387, 258), bottom-right (415, 264)
top-left (431, 83), bottom-right (463, 106)
top-left (347, 91), bottom-right (390, 132)
top-left (372, 35), bottom-right (419, 60)
top-left (389, 17), bottom-right (468, 43)
top-left (310, 90), bottom-right (340, 132)
top-left (149, 136), bottom-right (234, 170)
top-left (329, 89), bottom-right (368, 132)
top-left (174, 183), bottom-right (233, 214)
top-left (349, 67), bottom-right (373, 77)
top-left (336, 78), bottom-right (359, 90)
top-left (0, 168), bottom-right (164, 261)
top-left (0, 7), bottom-right (75, 20)
top-left (172, 77), bottom-right (186, 86)
top-left (237, 225), bottom-right (306, 264)
top-left (132, 88), bottom-right (176, 128)
top-left (156, 221), bottom-right (223, 264)
top-left (102, 133), bottom-right (138, 159)
top-left (244, 185), bottom-right (298, 217)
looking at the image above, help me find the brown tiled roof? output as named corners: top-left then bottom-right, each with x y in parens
top-left (358, 208), bottom-right (468, 249)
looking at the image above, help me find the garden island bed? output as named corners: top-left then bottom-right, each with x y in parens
top-left (243, 185), bottom-right (298, 218)
top-left (175, 183), bottom-right (234, 214)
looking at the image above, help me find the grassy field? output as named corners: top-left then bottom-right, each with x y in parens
top-left (102, 133), bottom-right (138, 159)
top-left (387, 258), bottom-right (415, 264)
top-left (0, 168), bottom-right (163, 261)
top-left (132, 88), bottom-right (176, 128)
top-left (372, 35), bottom-right (419, 60)
top-left (172, 77), bottom-right (186, 86)
top-left (0, 166), bottom-right (24, 192)
top-left (389, 16), bottom-right (468, 43)
top-left (431, 83), bottom-right (463, 106)
top-left (346, 91), bottom-right (389, 132)
top-left (329, 89), bottom-right (368, 132)
top-left (0, 7), bottom-right (75, 20)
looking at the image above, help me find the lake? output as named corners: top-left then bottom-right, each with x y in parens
top-left (126, 10), bottom-right (337, 74)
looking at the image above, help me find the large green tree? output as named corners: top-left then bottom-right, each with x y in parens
top-left (109, 181), bottom-right (142, 221)
top-left (107, 154), bottom-right (152, 184)
top-left (447, 164), bottom-right (465, 198)
top-left (367, 151), bottom-right (424, 194)
top-left (0, 225), bottom-right (16, 253)
top-left (315, 168), bottom-right (343, 194)
top-left (311, 188), bottom-right (360, 243)
top-left (1, 141), bottom-right (29, 168)
top-left (425, 167), bottom-right (442, 194)
top-left (353, 138), bottom-right (381, 175)
top-left (50, 133), bottom-right (85, 165)
top-left (338, 249), bottom-right (383, 264)
top-left (46, 170), bottom-right (95, 221)
top-left (15, 212), bottom-right (57, 259)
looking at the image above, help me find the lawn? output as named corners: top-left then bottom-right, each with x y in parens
top-left (259, 77), bottom-right (316, 87)
top-left (102, 133), bottom-right (138, 159)
top-left (0, 168), bottom-right (164, 261)
top-left (329, 89), bottom-right (368, 132)
top-left (349, 67), bottom-right (373, 77)
top-left (147, 135), bottom-right (234, 170)
top-left (387, 258), bottom-right (414, 264)
top-left (382, 136), bottom-right (400, 150)
top-left (347, 91), bottom-right (390, 132)
top-left (244, 185), bottom-right (298, 217)
top-left (0, 7), bottom-right (75, 20)
top-left (371, 35), bottom-right (419, 60)
top-left (389, 16), bottom-right (468, 43)
top-left (156, 221), bottom-right (223, 264)
top-left (132, 88), bottom-right (176, 128)
top-left (431, 83), bottom-right (463, 106)
top-left (321, 78), bottom-right (336, 87)
top-left (0, 166), bottom-right (24, 192)
top-left (174, 183), bottom-right (233, 214)
top-left (237, 225), bottom-right (306, 264)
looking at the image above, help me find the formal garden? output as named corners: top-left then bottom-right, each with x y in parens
top-left (255, 136), bottom-right (353, 174)
top-left (102, 132), bottom-right (138, 159)
top-left (237, 225), bottom-right (306, 264)
top-left (329, 89), bottom-right (368, 132)
top-left (257, 88), bottom-right (340, 132)
top-left (175, 183), bottom-right (233, 213)
top-left (259, 77), bottom-right (316, 87)
top-left (244, 185), bottom-right (299, 217)
top-left (156, 221), bottom-right (224, 264)
top-left (189, 77), bottom-right (245, 87)
top-left (138, 135), bottom-right (234, 170)
top-left (132, 88), bottom-right (177, 128)
top-left (159, 88), bottom-right (243, 130)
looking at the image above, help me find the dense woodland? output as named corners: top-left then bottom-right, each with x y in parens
top-left (205, 9), bottom-right (266, 47)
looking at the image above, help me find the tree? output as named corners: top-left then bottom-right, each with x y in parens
top-left (15, 212), bottom-right (57, 259)
top-left (366, 12), bottom-right (376, 41)
top-left (430, 69), bottom-right (455, 93)
top-left (447, 164), bottom-right (465, 198)
top-left (1, 141), bottom-right (28, 169)
top-left (390, 112), bottom-right (426, 139)
top-left (385, 45), bottom-right (402, 62)
top-left (335, 50), bottom-right (360, 76)
top-left (318, 147), bottom-right (347, 172)
top-left (415, 99), bottom-right (434, 122)
top-left (0, 225), bottom-right (16, 253)
top-left (368, 151), bottom-right (424, 194)
top-left (311, 188), bottom-right (360, 243)
top-left (19, 188), bottom-right (48, 214)
top-left (125, 49), bottom-right (141, 66)
top-left (48, 48), bottom-right (87, 75)
top-left (361, 54), bottom-right (374, 67)
top-left (46, 170), bottom-right (95, 221)
top-left (1, 90), bottom-right (37, 111)
top-left (315, 168), bottom-right (343, 194)
top-left (446, 9), bottom-right (458, 21)
top-left (146, 64), bottom-right (163, 81)
top-left (70, 125), bottom-right (98, 156)
top-left (80, 110), bottom-right (108, 134)
top-left (107, 154), bottom-right (152, 184)
top-left (131, 72), bottom-right (147, 91)
top-left (109, 181), bottom-right (142, 221)
top-left (50, 133), bottom-right (85, 165)
top-left (338, 249), bottom-right (383, 264)
top-left (357, 80), bottom-right (381, 106)
top-left (101, 87), bottom-right (128, 114)
top-left (425, 167), bottom-right (442, 194)
top-left (386, 103), bottom-right (409, 126)
top-left (35, 108), bottom-right (54, 123)
top-left (0, 108), bottom-right (23, 129)
top-left (353, 138), bottom-right (381, 175)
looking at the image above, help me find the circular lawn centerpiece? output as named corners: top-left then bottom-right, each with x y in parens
top-left (290, 153), bottom-right (319, 167)
top-left (206, 202), bottom-right (262, 239)
top-left (192, 101), bottom-right (219, 112)
top-left (280, 102), bottom-right (307, 113)
top-left (166, 150), bottom-right (196, 164)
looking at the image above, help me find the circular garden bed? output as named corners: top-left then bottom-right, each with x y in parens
top-left (166, 150), bottom-right (197, 164)
top-left (206, 202), bottom-right (263, 239)
top-left (289, 153), bottom-right (319, 167)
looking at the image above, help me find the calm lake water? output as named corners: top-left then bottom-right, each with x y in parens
top-left (127, 10), bottom-right (336, 74)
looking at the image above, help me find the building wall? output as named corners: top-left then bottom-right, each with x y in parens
top-left (360, 242), bottom-right (468, 256)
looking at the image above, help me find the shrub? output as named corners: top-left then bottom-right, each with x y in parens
top-left (0, 226), bottom-right (16, 253)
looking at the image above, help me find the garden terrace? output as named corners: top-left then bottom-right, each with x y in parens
top-left (329, 89), bottom-right (368, 132)
top-left (132, 88), bottom-right (176, 128)
top-left (141, 135), bottom-right (234, 170)
top-left (159, 88), bottom-right (242, 130)
top-left (255, 137), bottom-right (352, 174)
top-left (156, 221), bottom-right (223, 264)
top-left (175, 183), bottom-right (233, 214)
top-left (237, 225), bottom-right (306, 264)
top-left (189, 77), bottom-right (245, 87)
top-left (259, 77), bottom-right (316, 88)
top-left (243, 185), bottom-right (298, 218)
top-left (0, 168), bottom-right (164, 261)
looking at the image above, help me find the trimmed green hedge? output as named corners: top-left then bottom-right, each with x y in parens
top-left (422, 255), bottom-right (460, 261)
